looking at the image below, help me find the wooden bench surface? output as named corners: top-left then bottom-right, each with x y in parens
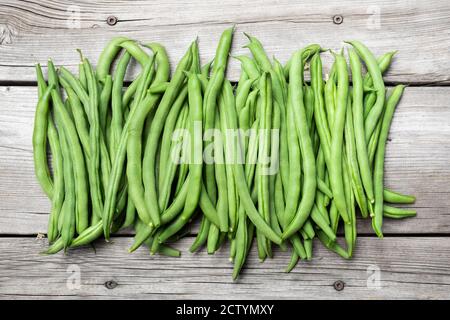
top-left (0, 0), bottom-right (449, 299)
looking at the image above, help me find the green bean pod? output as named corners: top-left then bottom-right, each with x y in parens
top-left (158, 72), bottom-right (204, 243)
top-left (282, 50), bottom-right (317, 239)
top-left (373, 85), bottom-right (406, 237)
top-left (142, 43), bottom-right (193, 229)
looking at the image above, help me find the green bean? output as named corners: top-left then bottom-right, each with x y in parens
top-left (272, 60), bottom-right (289, 193)
top-left (142, 43), bottom-right (193, 229)
top-left (99, 75), bottom-right (113, 137)
top-left (368, 116), bottom-right (382, 166)
top-left (102, 55), bottom-right (157, 239)
top-left (219, 87), bottom-right (238, 233)
top-left (282, 50), bottom-right (317, 239)
top-left (317, 230), bottom-right (349, 259)
top-left (373, 85), bottom-right (406, 237)
top-left (212, 111), bottom-right (229, 233)
top-left (349, 48), bottom-right (374, 208)
top-left (327, 53), bottom-right (349, 225)
top-left (122, 77), bottom-right (140, 107)
top-left (283, 99), bottom-right (301, 227)
top-left (302, 220), bottom-right (316, 239)
top-left (190, 216), bottom-right (210, 253)
top-left (110, 52), bottom-right (132, 159)
top-left (59, 126), bottom-right (75, 250)
top-left (96, 36), bottom-right (130, 82)
top-left (329, 200), bottom-right (339, 234)
top-left (157, 244), bottom-right (181, 257)
top-left (343, 153), bottom-right (356, 257)
top-left (234, 55), bottom-right (261, 81)
top-left (32, 77), bottom-right (54, 198)
top-left (78, 62), bottom-right (87, 90)
top-left (119, 40), bottom-right (151, 66)
top-left (345, 41), bottom-right (385, 141)
top-left (222, 80), bottom-right (282, 245)
top-left (83, 58), bottom-right (103, 222)
top-left (345, 92), bottom-right (369, 217)
top-left (383, 205), bottom-right (416, 219)
top-left (158, 89), bottom-right (189, 209)
top-left (285, 251), bottom-right (300, 273)
top-left (257, 74), bottom-right (273, 221)
top-left (198, 184), bottom-right (221, 227)
top-left (47, 120), bottom-right (64, 243)
top-left (235, 69), bottom-right (249, 98)
top-left (148, 82), bottom-right (169, 94)
top-left (200, 60), bottom-right (214, 79)
top-left (317, 178), bottom-right (333, 199)
top-left (303, 239), bottom-right (313, 260)
top-left (383, 188), bottom-right (416, 204)
top-left (207, 224), bottom-right (220, 254)
top-left (212, 27), bottom-right (234, 72)
top-left (311, 53), bottom-right (331, 159)
top-left (158, 72), bottom-right (204, 243)
top-left (363, 51), bottom-right (397, 91)
top-left (125, 45), bottom-right (169, 231)
top-left (232, 207), bottom-right (249, 279)
top-left (324, 62), bottom-right (337, 131)
top-left (48, 62), bottom-right (89, 235)
top-left (236, 79), bottom-right (254, 113)
top-left (202, 67), bottom-right (225, 203)
top-left (310, 207), bottom-right (334, 243)
top-left (243, 33), bottom-right (272, 72)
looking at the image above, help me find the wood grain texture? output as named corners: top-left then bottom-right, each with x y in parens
top-left (0, 0), bottom-right (450, 83)
top-left (0, 237), bottom-right (449, 299)
top-left (1, 86), bottom-right (449, 234)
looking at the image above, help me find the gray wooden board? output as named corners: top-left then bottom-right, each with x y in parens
top-left (0, 0), bottom-right (450, 83)
top-left (1, 0), bottom-right (450, 300)
top-left (1, 86), bottom-right (448, 235)
top-left (0, 237), bottom-right (449, 299)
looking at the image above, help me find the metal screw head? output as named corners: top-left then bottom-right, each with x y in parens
top-left (105, 280), bottom-right (118, 289)
top-left (333, 280), bottom-right (345, 291)
top-left (333, 15), bottom-right (344, 25)
top-left (106, 16), bottom-right (118, 26)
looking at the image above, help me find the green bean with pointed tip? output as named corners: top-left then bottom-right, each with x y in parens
top-left (32, 74), bottom-right (54, 198)
top-left (345, 92), bottom-right (369, 217)
top-left (349, 48), bottom-right (374, 206)
top-left (282, 49), bottom-right (317, 239)
top-left (158, 89), bottom-right (189, 209)
top-left (373, 85), bottom-right (406, 237)
top-left (158, 72), bottom-right (204, 243)
top-left (142, 43), bottom-right (193, 229)
top-left (383, 189), bottom-right (416, 204)
top-left (345, 41), bottom-right (385, 141)
top-left (383, 205), bottom-right (416, 219)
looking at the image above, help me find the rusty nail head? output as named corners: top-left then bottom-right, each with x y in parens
top-left (107, 16), bottom-right (118, 26)
top-left (333, 280), bottom-right (345, 291)
top-left (333, 15), bottom-right (343, 25)
top-left (105, 280), bottom-right (118, 289)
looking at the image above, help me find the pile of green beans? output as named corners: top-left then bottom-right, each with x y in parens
top-left (33, 28), bottom-right (416, 279)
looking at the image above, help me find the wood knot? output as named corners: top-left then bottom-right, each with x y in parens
top-left (0, 23), bottom-right (18, 45)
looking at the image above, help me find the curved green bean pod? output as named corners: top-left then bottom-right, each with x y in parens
top-left (345, 41), bottom-right (385, 141)
top-left (383, 205), bottom-right (416, 218)
top-left (373, 85), bottom-right (405, 237)
top-left (32, 80), bottom-right (54, 198)
top-left (96, 36), bottom-right (130, 82)
top-left (327, 53), bottom-right (349, 225)
top-left (282, 50), bottom-right (317, 239)
top-left (142, 43), bottom-right (193, 229)
top-left (383, 188), bottom-right (416, 204)
top-left (349, 48), bottom-right (374, 205)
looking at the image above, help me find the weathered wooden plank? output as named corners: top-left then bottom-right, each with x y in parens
top-left (0, 237), bottom-right (448, 299)
top-left (0, 86), bottom-right (449, 234)
top-left (0, 0), bottom-right (449, 83)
